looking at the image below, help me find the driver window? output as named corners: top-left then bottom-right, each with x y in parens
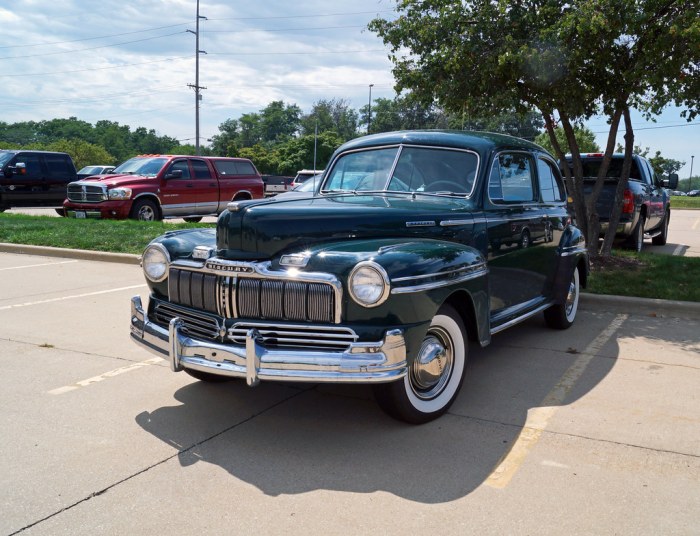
top-left (168, 160), bottom-right (191, 179)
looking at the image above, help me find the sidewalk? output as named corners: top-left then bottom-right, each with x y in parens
top-left (2, 241), bottom-right (700, 320)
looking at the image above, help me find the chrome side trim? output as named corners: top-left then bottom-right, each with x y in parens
top-left (440, 219), bottom-right (473, 227)
top-left (391, 265), bottom-right (488, 294)
top-left (406, 220), bottom-right (436, 227)
top-left (559, 246), bottom-right (587, 257)
top-left (131, 296), bottom-right (407, 385)
top-left (489, 302), bottom-right (551, 335)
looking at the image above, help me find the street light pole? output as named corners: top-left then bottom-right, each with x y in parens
top-left (690, 155), bottom-right (695, 192)
top-left (368, 84), bottom-right (374, 134)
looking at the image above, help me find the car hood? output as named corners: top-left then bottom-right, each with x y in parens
top-left (216, 193), bottom-right (476, 260)
top-left (72, 174), bottom-right (156, 187)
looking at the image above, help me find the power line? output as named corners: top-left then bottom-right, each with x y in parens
top-left (202, 25), bottom-right (364, 34)
top-left (0, 55), bottom-right (192, 78)
top-left (208, 49), bottom-right (387, 56)
top-left (591, 122), bottom-right (700, 134)
top-left (206, 10), bottom-right (395, 22)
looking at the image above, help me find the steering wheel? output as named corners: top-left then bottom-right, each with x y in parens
top-left (426, 180), bottom-right (466, 193)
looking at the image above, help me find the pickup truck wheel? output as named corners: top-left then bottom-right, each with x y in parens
top-left (519, 229), bottom-right (531, 249)
top-left (184, 369), bottom-right (232, 383)
top-left (652, 211), bottom-right (669, 246)
top-left (183, 216), bottom-right (202, 223)
top-left (130, 199), bottom-right (160, 221)
top-left (373, 305), bottom-right (467, 424)
top-left (55, 208), bottom-right (66, 217)
top-left (544, 266), bottom-right (580, 330)
top-left (627, 214), bottom-right (645, 252)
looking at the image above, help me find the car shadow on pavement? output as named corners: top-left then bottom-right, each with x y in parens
top-left (135, 312), bottom-right (620, 504)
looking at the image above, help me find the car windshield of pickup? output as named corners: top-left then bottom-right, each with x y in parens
top-left (112, 157), bottom-right (168, 177)
top-left (322, 145), bottom-right (478, 196)
top-left (0, 151), bottom-right (14, 167)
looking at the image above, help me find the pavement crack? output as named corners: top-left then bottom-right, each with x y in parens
top-left (8, 388), bottom-right (308, 535)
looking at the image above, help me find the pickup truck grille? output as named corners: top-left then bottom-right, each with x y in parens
top-left (168, 268), bottom-right (336, 324)
top-left (67, 183), bottom-right (108, 203)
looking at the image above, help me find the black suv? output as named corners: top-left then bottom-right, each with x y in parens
top-left (0, 150), bottom-right (77, 213)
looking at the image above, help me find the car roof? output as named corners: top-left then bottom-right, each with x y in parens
top-left (337, 130), bottom-right (545, 154)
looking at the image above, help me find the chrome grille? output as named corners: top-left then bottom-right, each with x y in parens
top-left (169, 267), bottom-right (336, 323)
top-left (228, 323), bottom-right (357, 351)
top-left (67, 183), bottom-right (108, 203)
top-left (153, 302), bottom-right (222, 341)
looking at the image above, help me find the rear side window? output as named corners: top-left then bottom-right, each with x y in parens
top-left (213, 161), bottom-right (237, 175)
top-left (45, 155), bottom-right (74, 179)
top-left (489, 152), bottom-right (536, 203)
top-left (580, 158), bottom-right (641, 180)
top-left (235, 161), bottom-right (257, 175)
top-left (190, 159), bottom-right (212, 179)
top-left (537, 158), bottom-right (566, 202)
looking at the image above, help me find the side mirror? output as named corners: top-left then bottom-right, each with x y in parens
top-left (667, 173), bottom-right (679, 190)
top-left (165, 169), bottom-right (183, 179)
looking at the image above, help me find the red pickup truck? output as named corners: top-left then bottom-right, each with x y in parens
top-left (64, 155), bottom-right (264, 221)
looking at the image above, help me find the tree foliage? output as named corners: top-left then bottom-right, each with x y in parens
top-left (370, 0), bottom-right (699, 257)
top-left (535, 126), bottom-right (601, 155)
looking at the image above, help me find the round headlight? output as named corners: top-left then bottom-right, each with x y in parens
top-left (349, 261), bottom-right (390, 307)
top-left (142, 244), bottom-right (170, 282)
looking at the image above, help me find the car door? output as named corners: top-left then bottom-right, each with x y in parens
top-left (159, 159), bottom-right (196, 217)
top-left (640, 157), bottom-right (664, 228)
top-left (485, 151), bottom-right (549, 314)
top-left (2, 153), bottom-right (45, 207)
top-left (190, 158), bottom-right (218, 214)
top-left (43, 153), bottom-right (75, 205)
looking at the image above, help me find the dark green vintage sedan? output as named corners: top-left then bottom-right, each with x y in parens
top-left (130, 131), bottom-right (588, 423)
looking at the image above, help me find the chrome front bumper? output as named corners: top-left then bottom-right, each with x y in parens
top-left (130, 296), bottom-right (407, 385)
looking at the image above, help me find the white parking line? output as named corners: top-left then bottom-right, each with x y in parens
top-left (485, 314), bottom-right (628, 489)
top-left (0, 284), bottom-right (146, 311)
top-left (692, 219), bottom-right (699, 231)
top-left (0, 260), bottom-right (79, 271)
top-left (49, 357), bottom-right (166, 394)
top-left (672, 244), bottom-right (685, 256)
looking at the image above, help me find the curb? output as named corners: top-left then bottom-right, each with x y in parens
top-left (0, 242), bottom-right (140, 265)
top-left (579, 292), bottom-right (700, 320)
top-left (2, 242), bottom-right (699, 319)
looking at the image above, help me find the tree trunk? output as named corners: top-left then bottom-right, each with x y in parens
top-left (601, 107), bottom-right (635, 256)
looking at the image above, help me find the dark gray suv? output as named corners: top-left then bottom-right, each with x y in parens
top-left (0, 150), bottom-right (77, 214)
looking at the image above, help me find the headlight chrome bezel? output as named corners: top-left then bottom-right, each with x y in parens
top-left (142, 243), bottom-right (171, 282)
top-left (108, 187), bottom-right (133, 200)
top-left (348, 261), bottom-right (390, 308)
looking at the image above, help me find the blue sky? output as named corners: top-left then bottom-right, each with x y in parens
top-left (1, 0), bottom-right (697, 177)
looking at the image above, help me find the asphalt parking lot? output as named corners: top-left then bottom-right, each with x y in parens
top-left (1, 246), bottom-right (699, 535)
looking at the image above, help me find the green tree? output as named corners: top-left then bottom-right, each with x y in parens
top-left (46, 139), bottom-right (115, 170)
top-left (371, 0), bottom-right (699, 258)
top-left (301, 99), bottom-right (358, 141)
top-left (535, 126), bottom-right (600, 155)
top-left (259, 101), bottom-right (302, 144)
top-left (273, 132), bottom-right (343, 175)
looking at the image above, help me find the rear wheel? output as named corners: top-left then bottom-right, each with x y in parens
top-left (373, 305), bottom-right (467, 424)
top-left (130, 199), bottom-right (160, 221)
top-left (544, 266), bottom-right (580, 330)
top-left (183, 216), bottom-right (202, 223)
top-left (651, 211), bottom-right (669, 246)
top-left (519, 229), bottom-right (531, 249)
top-left (626, 214), bottom-right (645, 252)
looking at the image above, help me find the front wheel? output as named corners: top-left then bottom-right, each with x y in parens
top-left (130, 199), bottom-right (160, 221)
top-left (183, 216), bottom-right (202, 223)
top-left (373, 305), bottom-right (467, 424)
top-left (544, 266), bottom-right (580, 330)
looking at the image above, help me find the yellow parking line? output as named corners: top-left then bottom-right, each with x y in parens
top-left (485, 314), bottom-right (628, 489)
top-left (48, 357), bottom-right (165, 394)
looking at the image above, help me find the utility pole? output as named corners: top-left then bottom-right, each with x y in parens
top-left (368, 84), bottom-right (374, 134)
top-left (187, 0), bottom-right (207, 155)
top-left (690, 155), bottom-right (695, 192)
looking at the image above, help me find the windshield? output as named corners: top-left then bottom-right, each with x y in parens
top-left (0, 151), bottom-right (14, 167)
top-left (78, 166), bottom-right (103, 174)
top-left (323, 145), bottom-right (478, 196)
top-left (112, 157), bottom-right (168, 177)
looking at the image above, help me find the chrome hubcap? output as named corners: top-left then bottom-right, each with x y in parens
top-left (410, 327), bottom-right (454, 400)
top-left (565, 275), bottom-right (578, 317)
top-left (139, 207), bottom-right (155, 221)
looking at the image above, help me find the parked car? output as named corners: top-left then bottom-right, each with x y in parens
top-left (130, 130), bottom-right (588, 424)
top-left (76, 165), bottom-right (116, 180)
top-left (292, 168), bottom-right (324, 188)
top-left (261, 175), bottom-right (294, 196)
top-left (64, 155), bottom-right (264, 221)
top-left (0, 150), bottom-right (77, 215)
top-left (563, 153), bottom-right (678, 252)
top-left (688, 189), bottom-right (700, 197)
